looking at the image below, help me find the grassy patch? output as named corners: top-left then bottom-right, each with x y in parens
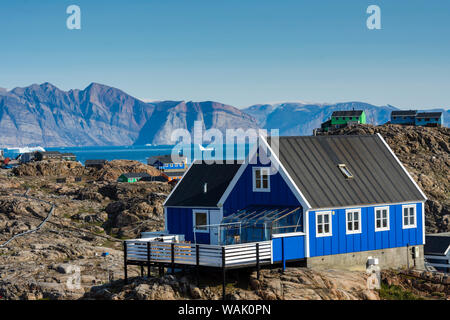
top-left (379, 282), bottom-right (423, 300)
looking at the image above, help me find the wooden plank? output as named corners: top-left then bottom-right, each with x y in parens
top-left (226, 255), bottom-right (271, 263)
top-left (225, 248), bottom-right (271, 257)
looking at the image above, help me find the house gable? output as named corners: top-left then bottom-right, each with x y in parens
top-left (220, 143), bottom-right (304, 217)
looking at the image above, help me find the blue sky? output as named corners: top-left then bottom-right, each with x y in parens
top-left (0, 0), bottom-right (449, 109)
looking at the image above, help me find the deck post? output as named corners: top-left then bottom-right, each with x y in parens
top-left (171, 243), bottom-right (175, 275)
top-left (123, 241), bottom-right (128, 284)
top-left (281, 237), bottom-right (286, 272)
top-left (140, 265), bottom-right (144, 277)
top-left (256, 243), bottom-right (260, 280)
top-left (196, 244), bottom-right (200, 287)
top-left (222, 246), bottom-right (226, 301)
top-left (147, 242), bottom-right (151, 277)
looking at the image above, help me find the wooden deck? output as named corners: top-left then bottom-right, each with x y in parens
top-left (124, 239), bottom-right (272, 268)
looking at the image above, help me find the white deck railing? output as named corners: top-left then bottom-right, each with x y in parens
top-left (125, 239), bottom-right (272, 268)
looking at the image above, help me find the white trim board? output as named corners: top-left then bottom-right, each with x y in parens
top-left (272, 232), bottom-right (306, 238)
top-left (376, 133), bottom-right (428, 201)
top-left (259, 135), bottom-right (312, 210)
top-left (309, 200), bottom-right (424, 212)
top-left (402, 204), bottom-right (417, 229)
top-left (252, 166), bottom-right (271, 192)
top-left (374, 206), bottom-right (390, 232)
top-left (192, 209), bottom-right (210, 234)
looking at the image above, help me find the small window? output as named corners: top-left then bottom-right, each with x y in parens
top-left (375, 207), bottom-right (389, 231)
top-left (193, 211), bottom-right (208, 232)
top-left (316, 211), bottom-right (332, 237)
top-left (253, 167), bottom-right (270, 192)
top-left (338, 164), bottom-right (354, 179)
top-left (346, 209), bottom-right (361, 234)
top-left (402, 205), bottom-right (416, 229)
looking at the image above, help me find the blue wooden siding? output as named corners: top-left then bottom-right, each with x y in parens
top-left (166, 207), bottom-right (211, 244)
top-left (222, 162), bottom-right (301, 217)
top-left (272, 235), bottom-right (305, 262)
top-left (391, 116), bottom-right (415, 125)
top-left (415, 117), bottom-right (442, 126)
top-left (308, 202), bottom-right (424, 257)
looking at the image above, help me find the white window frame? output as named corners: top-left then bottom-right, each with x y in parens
top-left (374, 206), bottom-right (390, 232)
top-left (346, 208), bottom-right (362, 234)
top-left (193, 210), bottom-right (209, 233)
top-left (252, 167), bottom-right (271, 192)
top-left (316, 211), bottom-right (332, 237)
top-left (402, 204), bottom-right (417, 229)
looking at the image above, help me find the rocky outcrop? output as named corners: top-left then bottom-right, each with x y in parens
top-left (12, 160), bottom-right (85, 177)
top-left (381, 269), bottom-right (449, 299)
top-left (84, 268), bottom-right (379, 300)
top-left (89, 160), bottom-right (163, 182)
top-left (327, 124), bottom-right (450, 233)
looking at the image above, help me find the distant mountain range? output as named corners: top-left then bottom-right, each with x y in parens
top-left (0, 82), bottom-right (448, 147)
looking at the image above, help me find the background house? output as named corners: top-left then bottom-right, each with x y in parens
top-left (34, 151), bottom-right (62, 161)
top-left (118, 172), bottom-right (151, 183)
top-left (318, 110), bottom-right (366, 133)
top-left (390, 110), bottom-right (443, 127)
top-left (148, 155), bottom-right (187, 171)
top-left (415, 112), bottom-right (443, 127)
top-left (61, 153), bottom-right (77, 161)
top-left (391, 110), bottom-right (417, 125)
top-left (85, 159), bottom-right (107, 169)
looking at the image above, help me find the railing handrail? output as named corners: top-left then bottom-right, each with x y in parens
top-left (126, 239), bottom-right (272, 268)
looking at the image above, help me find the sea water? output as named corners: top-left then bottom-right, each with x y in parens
top-left (41, 144), bottom-right (252, 165)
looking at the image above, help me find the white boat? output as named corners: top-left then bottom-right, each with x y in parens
top-left (198, 144), bottom-right (214, 152)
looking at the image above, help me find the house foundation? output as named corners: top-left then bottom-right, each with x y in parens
top-left (306, 245), bottom-right (425, 271)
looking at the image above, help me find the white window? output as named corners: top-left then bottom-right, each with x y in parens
top-left (252, 167), bottom-right (270, 192)
top-left (402, 204), bottom-right (416, 229)
top-left (375, 207), bottom-right (389, 231)
top-left (346, 209), bottom-right (361, 234)
top-left (193, 210), bottom-right (208, 233)
top-left (338, 164), bottom-right (354, 179)
top-left (316, 211), bottom-right (332, 237)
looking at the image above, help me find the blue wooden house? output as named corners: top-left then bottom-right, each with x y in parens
top-left (157, 134), bottom-right (427, 270)
top-left (390, 110), bottom-right (443, 127)
top-left (147, 154), bottom-right (188, 171)
top-left (391, 110), bottom-right (417, 125)
top-left (415, 112), bottom-right (443, 127)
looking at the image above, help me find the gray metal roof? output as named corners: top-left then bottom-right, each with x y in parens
top-left (391, 110), bottom-right (417, 116)
top-left (268, 135), bottom-right (426, 209)
top-left (122, 172), bottom-right (151, 178)
top-left (331, 110), bottom-right (364, 117)
top-left (149, 154), bottom-right (186, 164)
top-left (415, 112), bottom-right (442, 118)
